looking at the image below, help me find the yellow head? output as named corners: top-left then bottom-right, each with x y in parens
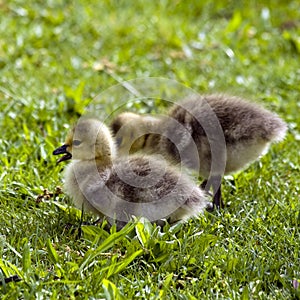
top-left (111, 112), bottom-right (160, 155)
top-left (53, 119), bottom-right (116, 165)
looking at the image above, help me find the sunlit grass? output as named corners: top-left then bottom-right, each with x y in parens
top-left (0, 0), bottom-right (299, 299)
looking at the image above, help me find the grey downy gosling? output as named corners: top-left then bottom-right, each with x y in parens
top-left (111, 94), bottom-right (287, 209)
top-left (53, 118), bottom-right (209, 229)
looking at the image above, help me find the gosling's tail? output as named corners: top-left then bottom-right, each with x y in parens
top-left (264, 114), bottom-right (287, 142)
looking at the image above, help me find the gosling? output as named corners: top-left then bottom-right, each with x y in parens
top-left (111, 94), bottom-right (287, 209)
top-left (53, 118), bottom-right (209, 229)
top-left (111, 112), bottom-right (161, 152)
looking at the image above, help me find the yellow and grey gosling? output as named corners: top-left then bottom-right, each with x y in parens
top-left (111, 94), bottom-right (287, 209)
top-left (53, 118), bottom-right (209, 229)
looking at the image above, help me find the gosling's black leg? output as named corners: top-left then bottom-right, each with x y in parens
top-left (200, 179), bottom-right (208, 190)
top-left (200, 179), bottom-right (213, 196)
top-left (200, 176), bottom-right (224, 210)
top-left (212, 184), bottom-right (223, 208)
top-left (200, 179), bottom-right (214, 211)
top-left (211, 175), bottom-right (224, 209)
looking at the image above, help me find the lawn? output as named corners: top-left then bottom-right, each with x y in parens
top-left (0, 0), bottom-right (299, 299)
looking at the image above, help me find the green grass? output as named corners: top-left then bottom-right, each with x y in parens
top-left (1, 0), bottom-right (299, 299)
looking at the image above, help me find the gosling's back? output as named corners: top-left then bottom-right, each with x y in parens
top-left (169, 94), bottom-right (287, 143)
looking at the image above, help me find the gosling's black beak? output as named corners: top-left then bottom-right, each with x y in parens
top-left (53, 144), bottom-right (72, 164)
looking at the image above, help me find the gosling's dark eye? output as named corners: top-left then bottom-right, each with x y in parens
top-left (73, 140), bottom-right (82, 146)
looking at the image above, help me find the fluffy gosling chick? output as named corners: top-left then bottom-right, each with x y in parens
top-left (53, 118), bottom-right (209, 229)
top-left (111, 94), bottom-right (287, 209)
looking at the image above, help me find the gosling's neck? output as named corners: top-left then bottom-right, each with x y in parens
top-left (93, 132), bottom-right (117, 168)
